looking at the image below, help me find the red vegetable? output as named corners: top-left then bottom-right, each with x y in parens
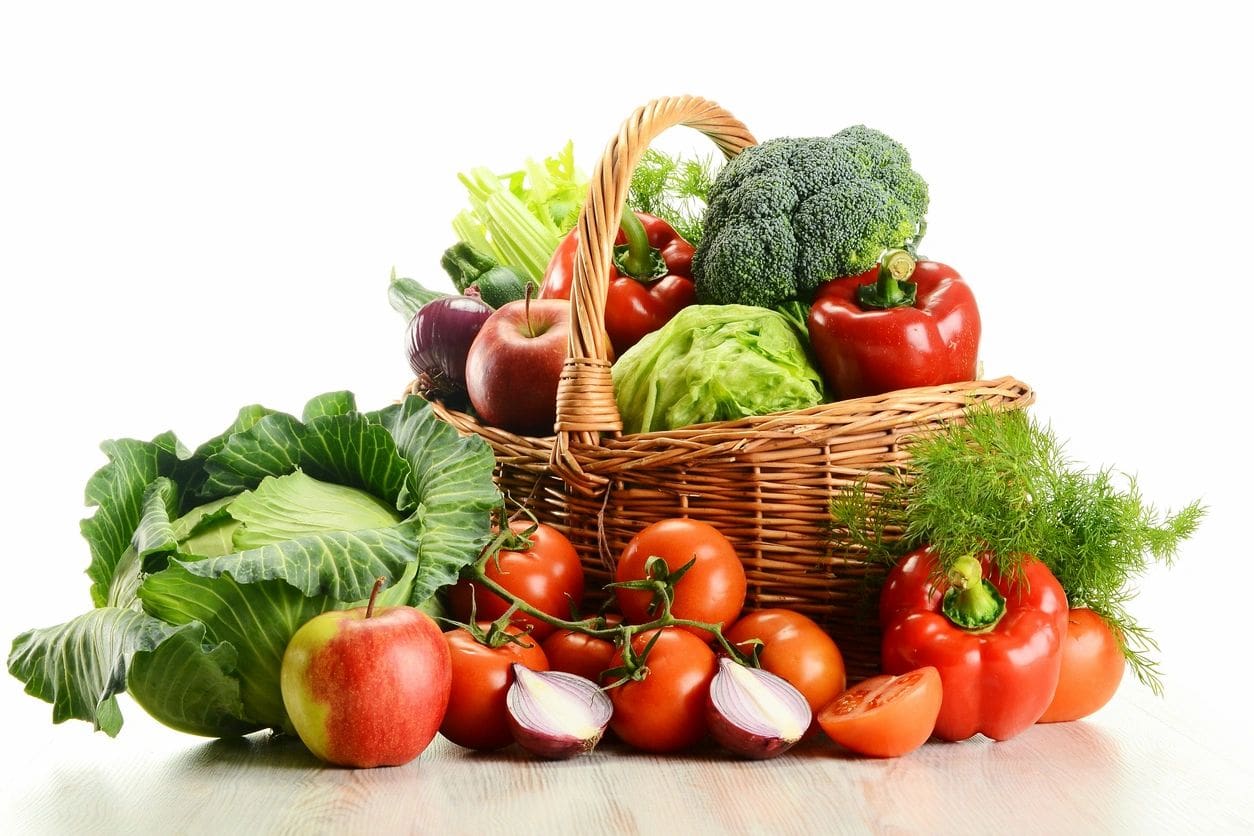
top-left (542, 614), bottom-right (622, 683)
top-left (606, 628), bottom-right (717, 753)
top-left (1038, 607), bottom-right (1125, 723)
top-left (447, 521), bottom-right (584, 641)
top-left (440, 624), bottom-right (549, 751)
top-left (807, 252), bottom-right (980, 399)
top-left (817, 667), bottom-right (943, 758)
top-left (614, 518), bottom-right (746, 642)
top-left (880, 548), bottom-right (1068, 742)
top-left (540, 210), bottom-right (695, 356)
top-left (724, 609), bottom-right (846, 719)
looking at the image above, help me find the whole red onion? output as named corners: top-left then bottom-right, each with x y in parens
top-left (406, 295), bottom-right (493, 405)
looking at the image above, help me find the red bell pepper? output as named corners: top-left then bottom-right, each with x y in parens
top-left (807, 251), bottom-right (980, 399)
top-left (539, 211), bottom-right (696, 356)
top-left (879, 548), bottom-right (1068, 742)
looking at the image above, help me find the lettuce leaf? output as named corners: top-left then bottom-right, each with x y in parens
top-left (612, 305), bottom-right (825, 434)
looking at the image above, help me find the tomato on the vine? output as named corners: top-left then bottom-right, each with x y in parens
top-left (541, 614), bottom-right (622, 683)
top-left (817, 667), bottom-right (942, 758)
top-left (607, 628), bottom-right (717, 753)
top-left (614, 518), bottom-right (746, 640)
top-left (447, 521), bottom-right (583, 640)
top-left (1038, 608), bottom-right (1125, 723)
top-left (725, 609), bottom-right (846, 717)
top-left (440, 623), bottom-right (549, 751)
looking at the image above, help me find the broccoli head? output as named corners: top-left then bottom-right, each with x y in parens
top-left (693, 126), bottom-right (928, 308)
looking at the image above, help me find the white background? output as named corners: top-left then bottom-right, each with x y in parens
top-left (1, 0), bottom-right (1251, 797)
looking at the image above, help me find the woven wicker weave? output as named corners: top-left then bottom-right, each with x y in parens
top-left (417, 96), bottom-right (1032, 676)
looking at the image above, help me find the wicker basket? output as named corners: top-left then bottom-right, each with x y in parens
top-left (420, 96), bottom-right (1033, 676)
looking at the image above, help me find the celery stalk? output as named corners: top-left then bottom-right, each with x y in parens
top-left (451, 144), bottom-right (587, 284)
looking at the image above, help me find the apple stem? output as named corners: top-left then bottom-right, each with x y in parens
top-left (523, 282), bottom-right (535, 339)
top-left (365, 577), bottom-right (386, 619)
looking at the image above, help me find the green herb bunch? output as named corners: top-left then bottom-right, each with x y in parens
top-left (627, 149), bottom-right (719, 245)
top-left (831, 408), bottom-right (1205, 693)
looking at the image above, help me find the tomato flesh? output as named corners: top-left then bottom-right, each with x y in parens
top-left (818, 666), bottom-right (942, 758)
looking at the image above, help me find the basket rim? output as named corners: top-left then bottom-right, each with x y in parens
top-left (426, 375), bottom-right (1034, 447)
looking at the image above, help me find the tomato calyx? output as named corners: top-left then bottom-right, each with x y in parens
top-left (483, 505), bottom-right (538, 563)
top-left (607, 554), bottom-right (697, 619)
top-left (599, 626), bottom-right (660, 688)
top-left (438, 584), bottom-right (539, 651)
top-left (465, 550), bottom-right (754, 667)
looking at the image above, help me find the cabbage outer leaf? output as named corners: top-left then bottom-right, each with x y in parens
top-left (9, 393), bottom-right (499, 736)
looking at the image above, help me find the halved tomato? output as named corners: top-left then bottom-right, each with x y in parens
top-left (817, 666), bottom-right (942, 758)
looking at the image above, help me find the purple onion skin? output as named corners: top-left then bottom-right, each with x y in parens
top-left (706, 659), bottom-right (810, 759)
top-left (706, 701), bottom-right (798, 760)
top-left (506, 666), bottom-right (612, 760)
top-left (507, 714), bottom-right (604, 760)
top-left (406, 296), bottom-right (493, 403)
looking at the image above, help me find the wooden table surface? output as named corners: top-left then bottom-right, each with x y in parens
top-left (4, 683), bottom-right (1251, 835)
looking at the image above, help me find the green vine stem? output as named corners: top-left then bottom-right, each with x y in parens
top-left (465, 544), bottom-right (756, 669)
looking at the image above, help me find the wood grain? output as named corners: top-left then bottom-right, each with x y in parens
top-left (4, 685), bottom-right (1251, 835)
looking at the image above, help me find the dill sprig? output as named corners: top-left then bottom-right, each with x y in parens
top-left (627, 149), bottom-right (719, 245)
top-left (831, 407), bottom-right (1205, 694)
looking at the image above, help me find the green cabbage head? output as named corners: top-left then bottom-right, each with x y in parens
top-left (8, 392), bottom-right (499, 737)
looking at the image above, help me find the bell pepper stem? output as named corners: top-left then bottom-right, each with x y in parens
top-left (857, 249), bottom-right (919, 310)
top-left (613, 210), bottom-right (668, 281)
top-left (941, 555), bottom-right (1007, 630)
top-left (617, 210), bottom-right (654, 277)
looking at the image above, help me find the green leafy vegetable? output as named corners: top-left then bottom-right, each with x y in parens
top-left (452, 141), bottom-right (587, 283)
top-left (8, 393), bottom-right (500, 737)
top-left (627, 148), bottom-right (719, 245)
top-left (612, 305), bottom-right (825, 434)
top-left (830, 408), bottom-right (1204, 693)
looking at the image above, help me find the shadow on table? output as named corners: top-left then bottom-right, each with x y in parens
top-left (178, 731), bottom-right (327, 771)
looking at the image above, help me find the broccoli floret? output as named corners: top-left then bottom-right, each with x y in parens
top-left (693, 126), bottom-right (928, 308)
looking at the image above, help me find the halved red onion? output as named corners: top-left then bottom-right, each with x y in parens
top-left (506, 664), bottom-right (612, 759)
top-left (707, 657), bottom-right (812, 759)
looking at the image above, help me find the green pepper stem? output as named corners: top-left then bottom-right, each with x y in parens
top-left (857, 249), bottom-right (918, 310)
top-left (616, 210), bottom-right (654, 278)
top-left (941, 555), bottom-right (1007, 630)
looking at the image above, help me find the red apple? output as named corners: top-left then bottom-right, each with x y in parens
top-left (465, 295), bottom-right (569, 436)
top-left (280, 579), bottom-right (452, 768)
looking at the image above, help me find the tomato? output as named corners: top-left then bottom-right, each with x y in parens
top-left (1038, 608), bottom-right (1125, 723)
top-left (541, 614), bottom-right (622, 683)
top-left (440, 623), bottom-right (549, 751)
top-left (614, 519), bottom-right (746, 640)
top-left (607, 628), bottom-right (718, 753)
top-left (447, 521), bottom-right (584, 640)
top-left (724, 609), bottom-right (846, 717)
top-left (817, 667), bottom-right (942, 758)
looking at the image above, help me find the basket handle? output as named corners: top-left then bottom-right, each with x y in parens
top-left (551, 96), bottom-right (757, 493)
